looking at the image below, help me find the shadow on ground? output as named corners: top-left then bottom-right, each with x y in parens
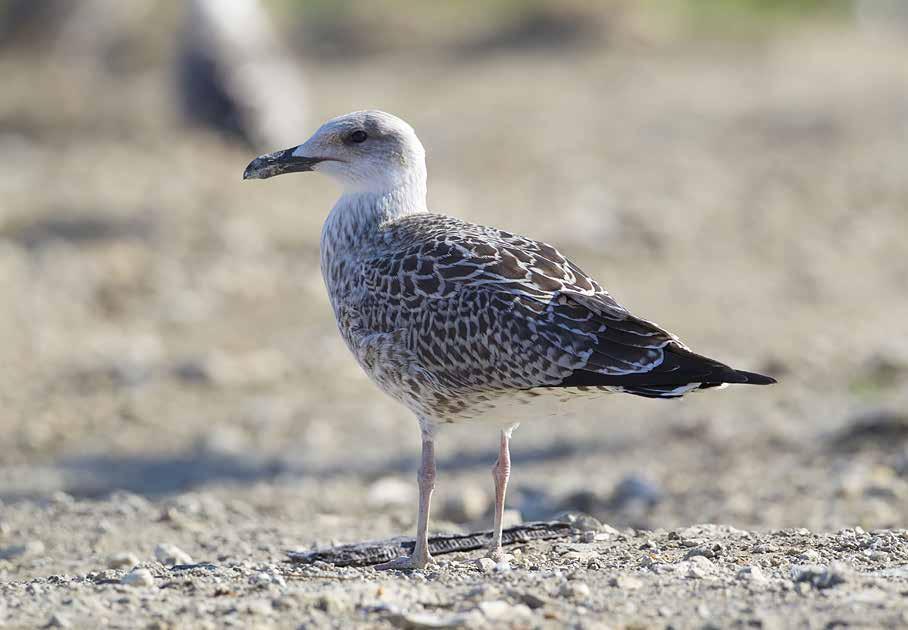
top-left (0, 437), bottom-right (632, 502)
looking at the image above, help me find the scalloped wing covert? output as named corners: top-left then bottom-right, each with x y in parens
top-left (349, 214), bottom-right (696, 394)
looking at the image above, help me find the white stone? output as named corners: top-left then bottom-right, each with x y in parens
top-left (107, 552), bottom-right (139, 569)
top-left (154, 543), bottom-right (193, 566)
top-left (610, 575), bottom-right (644, 590)
top-left (473, 557), bottom-right (497, 573)
top-left (122, 568), bottom-right (155, 587)
top-left (560, 581), bottom-right (592, 599)
top-left (479, 600), bottom-right (533, 621)
top-left (737, 565), bottom-right (769, 583)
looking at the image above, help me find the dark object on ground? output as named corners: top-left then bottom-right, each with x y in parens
top-left (287, 521), bottom-right (576, 568)
top-left (828, 410), bottom-right (908, 453)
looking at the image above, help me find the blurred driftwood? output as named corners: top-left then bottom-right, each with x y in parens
top-left (287, 521), bottom-right (577, 567)
top-left (178, 0), bottom-right (308, 147)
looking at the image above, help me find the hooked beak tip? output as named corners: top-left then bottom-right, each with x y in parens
top-left (243, 147), bottom-right (323, 181)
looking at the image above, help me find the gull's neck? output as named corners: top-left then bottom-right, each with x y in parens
top-left (321, 171), bottom-right (428, 274)
top-left (320, 174), bottom-right (427, 308)
top-left (337, 180), bottom-right (428, 226)
top-left (324, 168), bottom-right (428, 241)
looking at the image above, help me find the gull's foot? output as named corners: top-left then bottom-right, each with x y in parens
top-left (375, 554), bottom-right (435, 571)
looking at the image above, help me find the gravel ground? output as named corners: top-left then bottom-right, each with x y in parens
top-left (2, 8), bottom-right (908, 629)
top-left (4, 497), bottom-right (908, 629)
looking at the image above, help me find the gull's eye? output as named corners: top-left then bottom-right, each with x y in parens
top-left (349, 130), bottom-right (368, 143)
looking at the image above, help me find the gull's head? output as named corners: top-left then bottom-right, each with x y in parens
top-left (243, 110), bottom-right (426, 193)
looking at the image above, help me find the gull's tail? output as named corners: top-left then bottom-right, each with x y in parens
top-left (556, 347), bottom-right (777, 399)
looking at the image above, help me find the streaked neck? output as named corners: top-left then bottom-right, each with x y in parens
top-left (321, 176), bottom-right (428, 264)
top-left (332, 171), bottom-right (428, 230)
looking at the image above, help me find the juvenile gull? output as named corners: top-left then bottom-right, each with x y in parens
top-left (244, 110), bottom-right (776, 570)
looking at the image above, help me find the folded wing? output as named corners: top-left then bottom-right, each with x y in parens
top-left (364, 214), bottom-right (775, 399)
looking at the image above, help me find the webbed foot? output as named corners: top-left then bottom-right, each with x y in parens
top-left (375, 553), bottom-right (435, 571)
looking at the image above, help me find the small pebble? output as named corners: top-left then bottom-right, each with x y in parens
top-left (684, 556), bottom-right (715, 579)
top-left (272, 596), bottom-right (294, 611)
top-left (790, 563), bottom-right (849, 589)
top-left (107, 552), bottom-right (139, 570)
top-left (465, 584), bottom-right (501, 601)
top-left (518, 591), bottom-right (549, 609)
top-left (387, 609), bottom-right (474, 629)
top-left (610, 575), bottom-right (644, 590)
top-left (48, 492), bottom-right (75, 506)
top-left (315, 592), bottom-right (351, 614)
top-left (474, 557), bottom-right (497, 573)
top-left (245, 599), bottom-right (273, 616)
top-left (798, 550), bottom-right (821, 564)
top-left (154, 543), bottom-right (193, 566)
top-left (122, 568), bottom-right (155, 587)
top-left (45, 612), bottom-right (71, 628)
top-left (737, 565), bottom-right (769, 583)
top-left (0, 540), bottom-right (45, 560)
top-left (479, 600), bottom-right (532, 621)
top-left (251, 571), bottom-right (287, 587)
top-left (557, 512), bottom-right (602, 532)
top-left (598, 524), bottom-right (622, 538)
top-left (684, 543), bottom-right (723, 560)
top-left (560, 581), bottom-right (591, 599)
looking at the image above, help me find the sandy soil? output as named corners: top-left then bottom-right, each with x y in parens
top-left (2, 11), bottom-right (908, 629)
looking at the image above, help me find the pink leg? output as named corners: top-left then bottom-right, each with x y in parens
top-left (412, 436), bottom-right (436, 565)
top-left (377, 434), bottom-right (436, 570)
top-left (488, 429), bottom-right (512, 561)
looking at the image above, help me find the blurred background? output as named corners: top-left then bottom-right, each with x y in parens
top-left (1, 0), bottom-right (907, 551)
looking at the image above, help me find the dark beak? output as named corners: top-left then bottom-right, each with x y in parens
top-left (243, 147), bottom-right (325, 180)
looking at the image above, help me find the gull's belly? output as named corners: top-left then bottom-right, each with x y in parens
top-left (336, 318), bottom-right (605, 426)
top-left (332, 301), bottom-right (619, 426)
top-left (427, 386), bottom-right (619, 427)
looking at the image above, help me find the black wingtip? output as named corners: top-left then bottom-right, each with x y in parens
top-left (733, 370), bottom-right (777, 385)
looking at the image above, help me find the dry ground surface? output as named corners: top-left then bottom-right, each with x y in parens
top-left (2, 8), bottom-right (908, 629)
